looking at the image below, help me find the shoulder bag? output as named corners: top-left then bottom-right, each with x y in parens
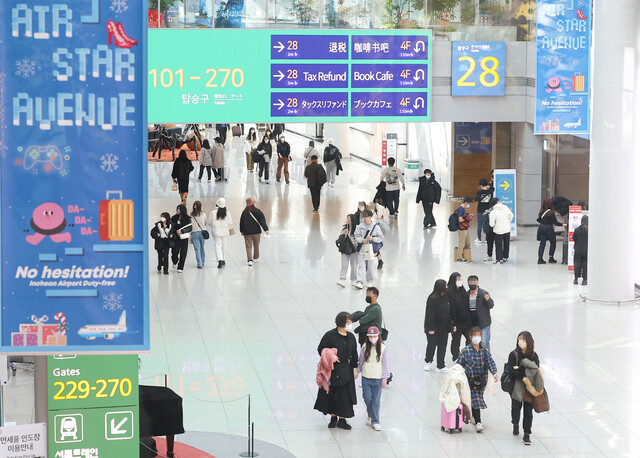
top-left (249, 212), bottom-right (266, 234)
top-left (193, 216), bottom-right (209, 240)
top-left (500, 351), bottom-right (518, 393)
top-left (371, 223), bottom-right (383, 254)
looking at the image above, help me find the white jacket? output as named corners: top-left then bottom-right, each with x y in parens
top-left (208, 209), bottom-right (233, 238)
top-left (489, 202), bottom-right (514, 235)
top-left (439, 364), bottom-right (472, 414)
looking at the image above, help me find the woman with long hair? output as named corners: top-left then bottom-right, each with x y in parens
top-left (190, 200), bottom-right (207, 269)
top-left (208, 197), bottom-right (234, 268)
top-left (170, 204), bottom-right (192, 273)
top-left (357, 326), bottom-right (390, 431)
top-left (447, 272), bottom-right (471, 361)
top-left (424, 279), bottom-right (451, 372)
top-left (244, 127), bottom-right (258, 173)
top-left (150, 212), bottom-right (173, 275)
top-left (198, 139), bottom-right (213, 182)
top-left (171, 150), bottom-right (194, 205)
top-left (256, 135), bottom-right (272, 183)
top-left (536, 198), bottom-right (565, 264)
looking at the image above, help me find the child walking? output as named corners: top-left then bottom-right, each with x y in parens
top-left (357, 326), bottom-right (390, 431)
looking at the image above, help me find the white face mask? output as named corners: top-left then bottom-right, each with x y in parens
top-left (369, 337), bottom-right (379, 345)
top-left (345, 323), bottom-right (354, 332)
top-left (471, 336), bottom-right (482, 345)
top-left (426, 174), bottom-right (431, 179)
top-left (455, 280), bottom-right (463, 288)
top-left (359, 206), bottom-right (365, 212)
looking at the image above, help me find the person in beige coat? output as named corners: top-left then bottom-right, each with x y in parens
top-left (212, 137), bottom-right (226, 182)
top-left (208, 198), bottom-right (233, 268)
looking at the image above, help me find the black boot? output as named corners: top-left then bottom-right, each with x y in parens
top-left (523, 433), bottom-right (531, 445)
top-left (337, 418), bottom-right (352, 430)
top-left (537, 258), bottom-right (546, 264)
top-left (377, 259), bottom-right (384, 269)
top-left (217, 261), bottom-right (223, 269)
top-left (548, 257), bottom-right (557, 264)
top-left (328, 416), bottom-right (337, 428)
top-left (513, 423), bottom-right (519, 436)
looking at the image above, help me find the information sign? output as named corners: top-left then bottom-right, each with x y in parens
top-left (453, 123), bottom-right (493, 154)
top-left (452, 42), bottom-right (505, 96)
top-left (0, 423), bottom-right (47, 458)
top-left (568, 206), bottom-right (583, 271)
top-left (148, 29), bottom-right (431, 122)
top-left (47, 355), bottom-right (139, 457)
top-left (494, 169), bottom-right (517, 236)
top-left (0, 1), bottom-right (149, 353)
top-left (535, 0), bottom-right (591, 134)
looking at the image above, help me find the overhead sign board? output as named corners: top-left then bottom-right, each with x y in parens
top-left (453, 122), bottom-right (493, 154)
top-left (494, 169), bottom-right (517, 237)
top-left (47, 355), bottom-right (139, 457)
top-left (0, 1), bottom-right (149, 353)
top-left (535, 0), bottom-right (591, 134)
top-left (148, 29), bottom-right (432, 122)
top-left (451, 42), bottom-right (505, 96)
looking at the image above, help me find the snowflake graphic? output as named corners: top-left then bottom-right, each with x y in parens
top-left (103, 292), bottom-right (123, 312)
top-left (60, 169), bottom-right (68, 176)
top-left (100, 153), bottom-right (119, 172)
top-left (15, 58), bottom-right (36, 78)
top-left (110, 0), bottom-right (128, 14)
top-left (64, 146), bottom-right (71, 153)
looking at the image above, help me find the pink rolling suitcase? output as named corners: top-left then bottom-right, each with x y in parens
top-left (440, 403), bottom-right (463, 434)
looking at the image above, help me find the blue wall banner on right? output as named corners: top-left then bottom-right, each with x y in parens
top-left (535, 0), bottom-right (591, 135)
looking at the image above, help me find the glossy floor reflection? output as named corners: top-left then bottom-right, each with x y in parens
top-left (142, 137), bottom-right (640, 457)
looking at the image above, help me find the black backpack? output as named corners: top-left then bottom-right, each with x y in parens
top-left (448, 213), bottom-right (459, 232)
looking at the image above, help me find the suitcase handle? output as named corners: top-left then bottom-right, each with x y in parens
top-left (106, 190), bottom-right (123, 200)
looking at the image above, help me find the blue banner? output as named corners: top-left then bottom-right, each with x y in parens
top-left (451, 42), bottom-right (505, 96)
top-left (453, 122), bottom-right (492, 154)
top-left (535, 0), bottom-right (591, 135)
top-left (494, 169), bottom-right (517, 237)
top-left (0, 1), bottom-right (148, 352)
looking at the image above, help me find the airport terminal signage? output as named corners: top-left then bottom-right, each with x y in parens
top-left (451, 42), bottom-right (505, 96)
top-left (148, 29), bottom-right (432, 122)
top-left (534, 0), bottom-right (591, 135)
top-left (47, 355), bottom-right (139, 457)
top-left (0, 1), bottom-right (149, 353)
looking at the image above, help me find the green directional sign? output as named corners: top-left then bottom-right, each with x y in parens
top-left (47, 355), bottom-right (139, 457)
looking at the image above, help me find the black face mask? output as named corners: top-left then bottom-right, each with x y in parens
top-left (469, 284), bottom-right (478, 291)
top-left (365, 296), bottom-right (372, 304)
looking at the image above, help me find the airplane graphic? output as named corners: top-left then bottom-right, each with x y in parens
top-left (77, 311), bottom-right (127, 340)
top-left (563, 118), bottom-right (581, 129)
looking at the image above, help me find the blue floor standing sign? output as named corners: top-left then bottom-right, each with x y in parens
top-left (0, 1), bottom-right (149, 352)
top-left (494, 169), bottom-right (517, 237)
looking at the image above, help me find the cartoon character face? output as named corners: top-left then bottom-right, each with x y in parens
top-left (32, 203), bottom-right (66, 231)
top-left (547, 77), bottom-right (561, 89)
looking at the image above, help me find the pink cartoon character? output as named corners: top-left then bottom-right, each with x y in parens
top-left (546, 77), bottom-right (562, 93)
top-left (26, 203), bottom-right (72, 245)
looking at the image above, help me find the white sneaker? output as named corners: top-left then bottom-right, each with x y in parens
top-left (354, 282), bottom-right (363, 289)
top-left (423, 363), bottom-right (431, 371)
top-left (177, 269), bottom-right (183, 273)
top-left (366, 417), bottom-right (372, 427)
top-left (351, 280), bottom-right (358, 286)
top-left (366, 282), bottom-right (374, 287)
top-left (476, 422), bottom-right (484, 433)
top-left (484, 257), bottom-right (493, 262)
top-left (372, 423), bottom-right (382, 431)
top-left (336, 279), bottom-right (346, 287)
top-left (474, 238), bottom-right (482, 244)
top-left (248, 261), bottom-right (253, 267)
top-left (435, 366), bottom-right (448, 373)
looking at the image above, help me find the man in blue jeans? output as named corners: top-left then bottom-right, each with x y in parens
top-left (380, 157), bottom-right (405, 218)
top-left (467, 275), bottom-right (494, 351)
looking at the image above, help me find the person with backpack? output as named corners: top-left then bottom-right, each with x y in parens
top-left (416, 169), bottom-right (442, 229)
top-left (336, 214), bottom-right (358, 287)
top-left (304, 154), bottom-right (327, 213)
top-left (449, 197), bottom-right (473, 263)
top-left (572, 215), bottom-right (588, 285)
top-left (380, 157), bottom-right (405, 218)
top-left (323, 138), bottom-right (342, 187)
top-left (354, 210), bottom-right (384, 289)
top-left (474, 179), bottom-right (494, 243)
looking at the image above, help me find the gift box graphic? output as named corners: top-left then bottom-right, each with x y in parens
top-left (46, 334), bottom-right (68, 346)
top-left (12, 315), bottom-right (55, 346)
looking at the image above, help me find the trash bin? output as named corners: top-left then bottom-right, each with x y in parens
top-left (404, 159), bottom-right (420, 181)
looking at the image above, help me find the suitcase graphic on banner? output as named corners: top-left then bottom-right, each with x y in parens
top-left (99, 191), bottom-right (134, 241)
top-left (572, 73), bottom-right (585, 92)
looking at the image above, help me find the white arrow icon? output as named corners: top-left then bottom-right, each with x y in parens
top-left (413, 97), bottom-right (425, 109)
top-left (110, 417), bottom-right (128, 435)
top-left (272, 70), bottom-right (285, 82)
top-left (413, 41), bottom-right (426, 53)
top-left (273, 99), bottom-right (284, 110)
top-left (414, 69), bottom-right (425, 81)
top-left (273, 41), bottom-right (285, 53)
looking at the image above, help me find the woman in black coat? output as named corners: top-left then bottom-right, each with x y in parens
top-left (171, 150), bottom-right (194, 205)
top-left (536, 198), bottom-right (564, 264)
top-left (424, 279), bottom-right (451, 372)
top-left (314, 312), bottom-right (359, 430)
top-left (170, 205), bottom-right (192, 273)
top-left (447, 272), bottom-right (471, 361)
top-left (256, 135), bottom-right (273, 183)
top-left (150, 212), bottom-right (174, 275)
top-left (508, 331), bottom-right (540, 445)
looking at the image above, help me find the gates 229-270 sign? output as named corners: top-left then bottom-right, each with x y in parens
top-left (0, 1), bottom-right (149, 352)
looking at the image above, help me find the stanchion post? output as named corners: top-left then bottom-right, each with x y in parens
top-left (239, 395), bottom-right (255, 457)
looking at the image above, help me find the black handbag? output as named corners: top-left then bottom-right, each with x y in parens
top-left (193, 217), bottom-right (209, 240)
top-left (471, 375), bottom-right (487, 390)
top-left (336, 230), bottom-right (356, 255)
top-left (500, 351), bottom-right (518, 393)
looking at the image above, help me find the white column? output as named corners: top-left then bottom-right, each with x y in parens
top-left (323, 123), bottom-right (350, 158)
top-left (587, 0), bottom-right (639, 302)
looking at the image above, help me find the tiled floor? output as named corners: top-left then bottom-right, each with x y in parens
top-left (119, 131), bottom-right (640, 456)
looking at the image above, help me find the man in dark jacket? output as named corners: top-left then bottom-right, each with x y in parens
top-left (474, 178), bottom-right (494, 242)
top-left (354, 287), bottom-right (383, 345)
top-left (304, 155), bottom-right (327, 212)
top-left (323, 139), bottom-right (341, 187)
top-left (572, 215), bottom-right (588, 285)
top-left (416, 169), bottom-right (442, 229)
top-left (467, 275), bottom-right (494, 351)
top-left (276, 135), bottom-right (291, 184)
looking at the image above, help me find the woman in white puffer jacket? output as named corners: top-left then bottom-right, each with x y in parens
top-left (208, 197), bottom-right (234, 268)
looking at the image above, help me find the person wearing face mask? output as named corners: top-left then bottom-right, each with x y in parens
top-left (455, 197), bottom-right (474, 262)
top-left (456, 327), bottom-right (498, 433)
top-left (352, 201), bottom-right (367, 226)
top-left (474, 179), bottom-right (494, 243)
top-left (170, 204), bottom-right (192, 273)
top-left (337, 214), bottom-right (358, 287)
top-left (314, 312), bottom-right (359, 430)
top-left (416, 169), bottom-right (442, 229)
top-left (366, 202), bottom-right (389, 270)
top-left (357, 326), bottom-right (390, 431)
top-left (256, 135), bottom-right (272, 183)
top-left (447, 272), bottom-right (471, 361)
top-left (323, 138), bottom-right (342, 187)
top-left (508, 331), bottom-right (542, 446)
top-left (304, 155), bottom-right (327, 213)
top-left (276, 135), bottom-right (291, 184)
top-left (354, 287), bottom-right (383, 345)
top-left (424, 279), bottom-right (452, 372)
top-left (354, 210), bottom-right (384, 289)
top-left (304, 141), bottom-right (320, 167)
top-left (467, 275), bottom-right (494, 351)
top-left (244, 127), bottom-right (258, 173)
